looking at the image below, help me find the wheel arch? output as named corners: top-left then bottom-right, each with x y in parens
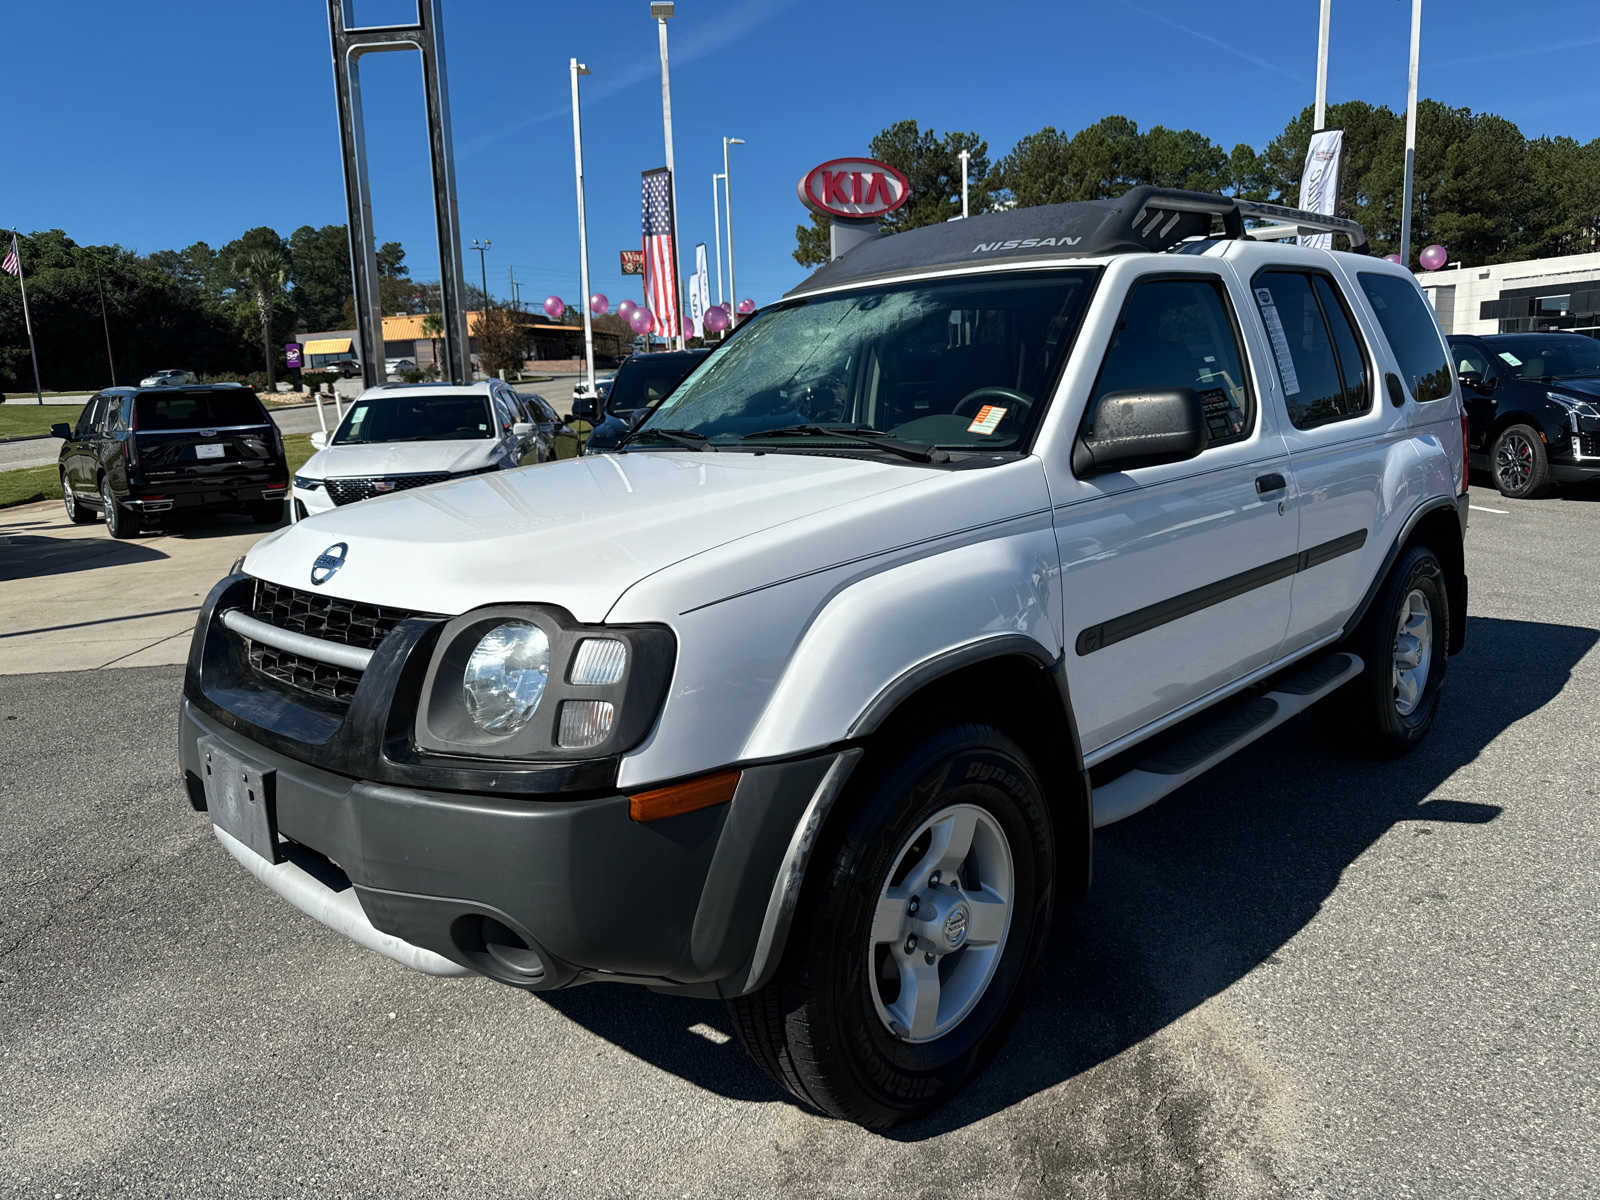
top-left (1485, 410), bottom-right (1560, 454)
top-left (1347, 497), bottom-right (1467, 656)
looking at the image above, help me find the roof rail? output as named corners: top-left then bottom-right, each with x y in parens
top-left (1232, 199), bottom-right (1368, 253)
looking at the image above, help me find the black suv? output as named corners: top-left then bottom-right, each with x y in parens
top-left (577, 349), bottom-right (709, 454)
top-left (54, 385), bottom-right (290, 538)
top-left (1449, 332), bottom-right (1600, 498)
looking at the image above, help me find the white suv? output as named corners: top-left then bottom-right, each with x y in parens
top-left (181, 187), bottom-right (1468, 1128)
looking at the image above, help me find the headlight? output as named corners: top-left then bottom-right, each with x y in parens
top-left (1546, 391), bottom-right (1600, 421)
top-left (414, 605), bottom-right (674, 760)
top-left (293, 474), bottom-right (323, 491)
top-left (463, 622), bottom-right (550, 733)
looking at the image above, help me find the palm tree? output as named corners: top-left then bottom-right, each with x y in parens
top-left (421, 312), bottom-right (444, 379)
top-left (242, 247), bottom-right (290, 389)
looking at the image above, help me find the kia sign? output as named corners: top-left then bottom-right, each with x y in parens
top-left (285, 343), bottom-right (303, 370)
top-left (798, 158), bottom-right (910, 220)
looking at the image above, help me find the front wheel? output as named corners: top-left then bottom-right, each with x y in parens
top-left (728, 724), bottom-right (1054, 1127)
top-left (1491, 424), bottom-right (1554, 499)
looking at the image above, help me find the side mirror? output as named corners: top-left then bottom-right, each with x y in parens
top-left (310, 431), bottom-right (328, 450)
top-left (512, 421), bottom-right (532, 437)
top-left (571, 397), bottom-right (596, 420)
top-left (1072, 388), bottom-right (1207, 477)
top-left (50, 423), bottom-right (71, 440)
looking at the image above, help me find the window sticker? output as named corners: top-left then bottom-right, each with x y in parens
top-left (1254, 287), bottom-right (1302, 396)
top-left (967, 404), bottom-right (1008, 435)
top-left (1497, 351), bottom-right (1523, 366)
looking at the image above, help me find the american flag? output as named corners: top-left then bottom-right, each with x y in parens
top-left (641, 168), bottom-right (679, 336)
top-left (1, 236), bottom-right (19, 278)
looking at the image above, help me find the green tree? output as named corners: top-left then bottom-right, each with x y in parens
top-left (991, 115), bottom-right (1235, 208)
top-left (242, 247), bottom-right (291, 389)
top-left (288, 224), bottom-right (351, 331)
top-left (420, 311), bottom-right (443, 378)
top-left (476, 307), bottom-right (531, 376)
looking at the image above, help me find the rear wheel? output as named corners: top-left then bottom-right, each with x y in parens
top-left (1491, 424), bottom-right (1554, 499)
top-left (62, 476), bottom-right (95, 524)
top-left (728, 724), bottom-right (1054, 1127)
top-left (1315, 544), bottom-right (1448, 757)
top-left (249, 500), bottom-right (284, 525)
top-left (102, 478), bottom-right (139, 539)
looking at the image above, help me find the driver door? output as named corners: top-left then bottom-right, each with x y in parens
top-left (1452, 339), bottom-right (1498, 453)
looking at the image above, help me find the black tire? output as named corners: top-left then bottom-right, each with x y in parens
top-left (1491, 424), bottom-right (1555, 499)
top-left (102, 477), bottom-right (139, 539)
top-left (62, 476), bottom-right (96, 524)
top-left (249, 500), bottom-right (285, 525)
top-left (1315, 544), bottom-right (1449, 757)
top-left (727, 724), bottom-right (1054, 1127)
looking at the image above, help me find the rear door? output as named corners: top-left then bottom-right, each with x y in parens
top-left (1450, 338), bottom-right (1497, 454)
top-left (64, 396), bottom-right (105, 495)
top-left (134, 390), bottom-right (278, 483)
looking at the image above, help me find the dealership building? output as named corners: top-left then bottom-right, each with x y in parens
top-left (1416, 250), bottom-right (1600, 338)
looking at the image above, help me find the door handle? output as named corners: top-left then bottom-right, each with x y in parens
top-left (1255, 473), bottom-right (1287, 494)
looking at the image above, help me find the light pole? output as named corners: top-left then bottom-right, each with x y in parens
top-left (571, 58), bottom-right (597, 397)
top-left (652, 3), bottom-right (686, 350)
top-left (1314, 0), bottom-right (1331, 130)
top-left (471, 237), bottom-right (491, 309)
top-left (724, 137), bottom-right (744, 321)
top-left (712, 172), bottom-right (726, 308)
top-left (958, 149), bottom-right (970, 219)
top-left (1398, 0), bottom-right (1422, 266)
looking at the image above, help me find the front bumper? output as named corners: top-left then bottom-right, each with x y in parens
top-left (291, 483), bottom-right (336, 519)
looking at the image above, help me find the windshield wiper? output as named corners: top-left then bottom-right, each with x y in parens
top-left (620, 427), bottom-right (718, 452)
top-left (740, 424), bottom-right (949, 463)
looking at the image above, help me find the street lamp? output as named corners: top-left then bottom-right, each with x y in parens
top-left (712, 173), bottom-right (726, 309)
top-left (958, 149), bottom-right (970, 220)
top-left (571, 59), bottom-right (597, 397)
top-left (1313, 0), bottom-right (1331, 130)
top-left (724, 137), bottom-right (744, 322)
top-left (653, 3), bottom-right (686, 350)
top-left (471, 237), bottom-right (491, 309)
top-left (1398, 0), bottom-right (1422, 267)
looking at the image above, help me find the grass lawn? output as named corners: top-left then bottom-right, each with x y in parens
top-left (0, 406), bottom-right (75, 439)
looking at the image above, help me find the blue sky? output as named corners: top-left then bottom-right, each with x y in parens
top-left (8, 0), bottom-right (1600, 322)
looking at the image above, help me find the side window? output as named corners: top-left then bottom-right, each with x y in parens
top-left (492, 392), bottom-right (516, 432)
top-left (104, 396), bottom-right (128, 433)
top-left (1086, 276), bottom-right (1253, 447)
top-left (1453, 342), bottom-right (1491, 383)
top-left (75, 397), bottom-right (104, 440)
top-left (1357, 272), bottom-right (1453, 402)
top-left (1252, 271), bottom-right (1370, 429)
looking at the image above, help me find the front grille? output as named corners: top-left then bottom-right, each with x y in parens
top-left (240, 580), bottom-right (438, 705)
top-left (326, 473), bottom-right (450, 506)
top-left (1580, 432), bottom-right (1600, 458)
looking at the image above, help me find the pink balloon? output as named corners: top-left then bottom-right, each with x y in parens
top-left (1419, 244), bottom-right (1448, 272)
top-left (737, 298), bottom-right (756, 314)
top-left (543, 295), bottom-right (565, 320)
top-left (1383, 253), bottom-right (1403, 264)
top-left (683, 316), bottom-right (697, 339)
top-left (617, 299), bottom-right (637, 321)
top-left (590, 293), bottom-right (609, 316)
top-left (629, 307), bottom-right (654, 335)
top-left (703, 306), bottom-right (730, 333)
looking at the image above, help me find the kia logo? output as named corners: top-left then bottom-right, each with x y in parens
top-left (310, 542), bottom-right (348, 586)
top-left (798, 157), bottom-right (910, 220)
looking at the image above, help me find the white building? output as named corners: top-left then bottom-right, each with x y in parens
top-left (1417, 251), bottom-right (1600, 338)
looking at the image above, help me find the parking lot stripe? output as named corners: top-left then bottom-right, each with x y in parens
top-left (1470, 505), bottom-right (1509, 514)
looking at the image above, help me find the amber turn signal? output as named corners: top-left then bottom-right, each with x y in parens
top-left (628, 769), bottom-right (741, 822)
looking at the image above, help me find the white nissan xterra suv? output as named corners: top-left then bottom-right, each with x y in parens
top-left (180, 187), bottom-right (1469, 1128)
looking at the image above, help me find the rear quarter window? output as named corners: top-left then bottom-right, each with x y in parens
top-left (1357, 273), bottom-right (1453, 402)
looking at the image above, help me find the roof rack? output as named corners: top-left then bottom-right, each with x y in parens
top-left (787, 186), bottom-right (1370, 297)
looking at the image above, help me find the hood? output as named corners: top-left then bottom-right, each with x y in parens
top-left (1548, 378), bottom-right (1600, 403)
top-left (299, 439), bottom-right (500, 480)
top-left (248, 451), bottom-right (929, 621)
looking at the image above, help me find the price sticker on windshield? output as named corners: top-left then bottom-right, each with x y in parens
top-left (967, 405), bottom-right (1007, 435)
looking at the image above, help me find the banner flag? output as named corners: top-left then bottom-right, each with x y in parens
top-left (641, 168), bottom-right (680, 336)
top-left (688, 243), bottom-right (711, 340)
top-left (1298, 129), bottom-right (1344, 249)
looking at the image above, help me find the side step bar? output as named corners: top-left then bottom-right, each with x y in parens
top-left (1091, 652), bottom-right (1364, 829)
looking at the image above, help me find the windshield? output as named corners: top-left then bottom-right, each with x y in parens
top-left (1488, 336), bottom-right (1600, 381)
top-left (608, 355), bottom-right (703, 415)
top-left (637, 270), bottom-right (1096, 453)
top-left (135, 390), bottom-right (266, 430)
top-left (333, 394), bottom-right (494, 444)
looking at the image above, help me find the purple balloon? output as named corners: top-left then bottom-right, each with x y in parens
top-left (629, 307), bottom-right (654, 335)
top-left (1419, 244), bottom-right (1448, 272)
top-left (1383, 253), bottom-right (1404, 265)
top-left (543, 295), bottom-right (565, 320)
top-left (617, 298), bottom-right (637, 321)
top-left (703, 306), bottom-right (730, 333)
top-left (683, 316), bottom-right (697, 339)
top-left (590, 293), bottom-right (609, 316)
top-left (737, 298), bottom-right (756, 314)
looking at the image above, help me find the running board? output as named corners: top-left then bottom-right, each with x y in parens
top-left (1091, 652), bottom-right (1364, 829)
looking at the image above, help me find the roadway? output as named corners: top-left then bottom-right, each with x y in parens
top-left (0, 482), bottom-right (1596, 1197)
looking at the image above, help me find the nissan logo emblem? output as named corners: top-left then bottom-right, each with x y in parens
top-left (310, 542), bottom-right (348, 586)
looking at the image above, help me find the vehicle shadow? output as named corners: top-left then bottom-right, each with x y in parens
top-left (532, 614), bottom-right (1598, 1132)
top-left (0, 532), bottom-right (169, 582)
top-left (152, 513), bottom-right (287, 539)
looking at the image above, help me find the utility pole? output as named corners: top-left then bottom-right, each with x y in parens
top-left (508, 264), bottom-right (518, 311)
top-left (92, 254), bottom-right (116, 386)
top-left (471, 237), bottom-right (491, 308)
top-left (653, 3), bottom-right (685, 350)
top-left (571, 58), bottom-right (596, 397)
top-left (712, 173), bottom-right (726, 308)
top-left (724, 137), bottom-right (744, 320)
top-left (1314, 0), bottom-right (1331, 130)
top-left (1399, 0), bottom-right (1422, 267)
top-left (958, 149), bottom-right (970, 219)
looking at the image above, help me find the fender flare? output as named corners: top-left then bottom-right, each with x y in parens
top-left (1346, 495), bottom-right (1467, 654)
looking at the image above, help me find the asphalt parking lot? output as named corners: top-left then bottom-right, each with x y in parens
top-left (1, 479), bottom-right (1597, 1198)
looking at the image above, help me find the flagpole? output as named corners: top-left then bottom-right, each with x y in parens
top-left (9, 233), bottom-right (44, 404)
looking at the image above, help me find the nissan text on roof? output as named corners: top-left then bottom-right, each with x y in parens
top-left (180, 185), bottom-right (1469, 1127)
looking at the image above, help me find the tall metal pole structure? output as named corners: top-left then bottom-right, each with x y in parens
top-left (327, 0), bottom-right (470, 388)
top-left (724, 137), bottom-right (743, 318)
top-left (1399, 0), bottom-right (1422, 267)
top-left (958, 149), bottom-right (970, 219)
top-left (571, 59), bottom-right (597, 397)
top-left (471, 238), bottom-right (491, 308)
top-left (1314, 0), bottom-right (1331, 130)
top-left (653, 3), bottom-right (686, 350)
top-left (9, 230), bottom-right (45, 403)
top-left (712, 173), bottom-right (725, 308)
top-left (92, 256), bottom-right (116, 386)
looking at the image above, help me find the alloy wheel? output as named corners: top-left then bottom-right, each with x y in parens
top-left (866, 803), bottom-right (1014, 1044)
top-left (101, 480), bottom-right (118, 535)
top-left (1494, 430), bottom-right (1534, 494)
top-left (62, 480), bottom-right (76, 521)
top-left (1392, 588), bottom-right (1433, 716)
